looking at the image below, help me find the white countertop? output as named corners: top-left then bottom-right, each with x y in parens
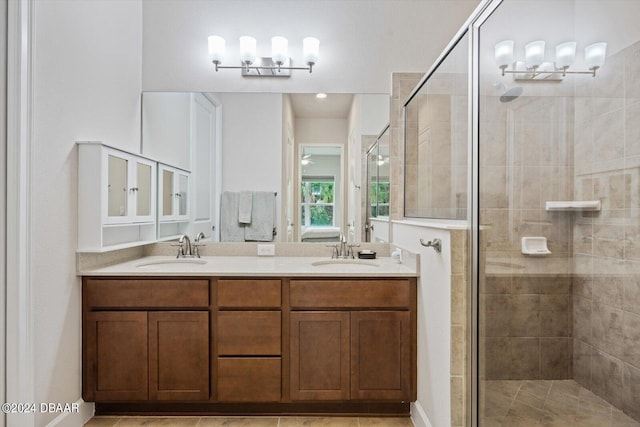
top-left (78, 256), bottom-right (417, 277)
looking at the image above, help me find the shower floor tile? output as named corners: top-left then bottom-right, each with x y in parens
top-left (481, 380), bottom-right (640, 426)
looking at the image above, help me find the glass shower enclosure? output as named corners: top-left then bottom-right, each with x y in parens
top-left (405, 0), bottom-right (640, 425)
top-left (476, 1), bottom-right (640, 425)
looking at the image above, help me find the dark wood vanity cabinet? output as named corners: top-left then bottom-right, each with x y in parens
top-left (290, 311), bottom-right (351, 401)
top-left (216, 279), bottom-right (282, 402)
top-left (85, 311), bottom-right (149, 401)
top-left (83, 278), bottom-right (210, 402)
top-left (289, 279), bottom-right (414, 402)
top-left (83, 275), bottom-right (416, 413)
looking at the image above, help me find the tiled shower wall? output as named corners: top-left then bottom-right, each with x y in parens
top-left (404, 73), bottom-right (468, 219)
top-left (480, 80), bottom-right (575, 380)
top-left (572, 40), bottom-right (640, 421)
top-left (390, 72), bottom-right (423, 222)
top-left (481, 275), bottom-right (573, 380)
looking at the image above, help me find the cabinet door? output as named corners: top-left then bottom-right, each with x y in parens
top-left (159, 167), bottom-right (175, 220)
top-left (148, 311), bottom-right (209, 401)
top-left (350, 311), bottom-right (411, 400)
top-left (84, 312), bottom-right (148, 401)
top-left (132, 158), bottom-right (156, 222)
top-left (290, 311), bottom-right (350, 401)
top-left (106, 152), bottom-right (130, 223)
top-left (105, 149), bottom-right (156, 224)
top-left (158, 164), bottom-right (190, 222)
top-left (176, 171), bottom-right (189, 220)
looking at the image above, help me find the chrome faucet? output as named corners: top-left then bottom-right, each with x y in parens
top-left (192, 232), bottom-right (206, 258)
top-left (173, 234), bottom-right (192, 258)
top-left (328, 233), bottom-right (360, 259)
top-left (338, 233), bottom-right (348, 258)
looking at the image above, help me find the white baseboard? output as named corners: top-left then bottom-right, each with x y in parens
top-left (45, 400), bottom-right (94, 427)
top-left (411, 401), bottom-right (433, 427)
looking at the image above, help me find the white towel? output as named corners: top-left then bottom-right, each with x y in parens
top-left (238, 191), bottom-right (253, 224)
top-left (220, 192), bottom-right (245, 242)
top-left (244, 191), bottom-right (276, 241)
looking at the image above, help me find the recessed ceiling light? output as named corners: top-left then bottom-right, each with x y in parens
top-left (316, 93), bottom-right (327, 99)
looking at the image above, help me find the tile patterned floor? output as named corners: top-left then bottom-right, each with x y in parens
top-left (84, 416), bottom-right (414, 427)
top-left (481, 380), bottom-right (640, 426)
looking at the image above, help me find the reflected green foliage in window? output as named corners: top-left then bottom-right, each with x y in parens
top-left (301, 180), bottom-right (335, 226)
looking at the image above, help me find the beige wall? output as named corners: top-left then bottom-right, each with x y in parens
top-left (572, 40), bottom-right (640, 421)
top-left (390, 72), bottom-right (423, 222)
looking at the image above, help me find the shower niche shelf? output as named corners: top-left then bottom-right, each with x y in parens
top-left (545, 200), bottom-right (601, 212)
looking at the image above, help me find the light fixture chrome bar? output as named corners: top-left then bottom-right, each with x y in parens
top-left (502, 68), bottom-right (598, 77)
top-left (212, 57), bottom-right (314, 77)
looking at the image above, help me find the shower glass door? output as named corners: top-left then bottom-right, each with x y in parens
top-left (476, 0), bottom-right (640, 425)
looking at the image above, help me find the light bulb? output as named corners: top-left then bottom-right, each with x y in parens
top-left (555, 41), bottom-right (576, 69)
top-left (585, 42), bottom-right (607, 69)
top-left (494, 40), bottom-right (514, 70)
top-left (525, 40), bottom-right (545, 69)
top-left (303, 37), bottom-right (320, 66)
top-left (208, 35), bottom-right (225, 64)
top-left (239, 36), bottom-right (256, 65)
top-left (271, 36), bottom-right (288, 65)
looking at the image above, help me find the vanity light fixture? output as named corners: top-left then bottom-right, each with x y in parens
top-left (316, 92), bottom-right (327, 99)
top-left (208, 35), bottom-right (319, 77)
top-left (495, 39), bottom-right (606, 80)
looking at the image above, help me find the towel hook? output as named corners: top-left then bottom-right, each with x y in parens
top-left (420, 238), bottom-right (442, 253)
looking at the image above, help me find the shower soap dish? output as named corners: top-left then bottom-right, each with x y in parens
top-left (521, 237), bottom-right (551, 256)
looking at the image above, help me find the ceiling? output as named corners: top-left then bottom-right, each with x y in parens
top-left (289, 93), bottom-right (354, 119)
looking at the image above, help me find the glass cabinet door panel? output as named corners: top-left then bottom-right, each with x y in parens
top-left (108, 155), bottom-right (128, 217)
top-left (136, 163), bottom-right (152, 217)
top-left (178, 173), bottom-right (188, 216)
top-left (162, 169), bottom-right (174, 216)
top-left (367, 146), bottom-right (379, 218)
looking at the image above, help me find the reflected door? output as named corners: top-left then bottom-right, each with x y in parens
top-left (191, 93), bottom-right (217, 239)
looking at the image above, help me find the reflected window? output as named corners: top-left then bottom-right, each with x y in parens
top-left (301, 177), bottom-right (335, 226)
top-left (371, 181), bottom-right (390, 217)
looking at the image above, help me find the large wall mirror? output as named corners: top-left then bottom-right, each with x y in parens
top-left (142, 91), bottom-right (389, 243)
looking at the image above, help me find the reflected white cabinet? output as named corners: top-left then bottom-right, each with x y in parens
top-left (142, 92), bottom-right (219, 240)
top-left (78, 142), bottom-right (157, 251)
top-left (157, 163), bottom-right (191, 240)
top-left (158, 164), bottom-right (190, 221)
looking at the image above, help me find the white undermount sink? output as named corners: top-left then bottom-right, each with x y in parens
top-left (135, 258), bottom-right (208, 268)
top-left (311, 259), bottom-right (379, 268)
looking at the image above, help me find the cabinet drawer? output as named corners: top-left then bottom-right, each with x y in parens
top-left (218, 279), bottom-right (281, 308)
top-left (218, 311), bottom-right (281, 355)
top-left (218, 358), bottom-right (281, 402)
top-left (290, 279), bottom-right (411, 309)
top-left (85, 279), bottom-right (209, 308)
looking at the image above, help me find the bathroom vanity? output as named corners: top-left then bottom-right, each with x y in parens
top-left (80, 257), bottom-right (417, 415)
